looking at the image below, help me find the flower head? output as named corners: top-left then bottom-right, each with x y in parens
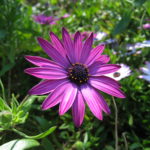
top-left (33, 14), bottom-right (59, 25)
top-left (25, 28), bottom-right (125, 127)
top-left (72, 31), bottom-right (97, 40)
top-left (139, 62), bottom-right (150, 82)
top-left (60, 14), bottom-right (70, 19)
top-left (106, 64), bottom-right (131, 81)
top-left (94, 32), bottom-right (107, 41)
top-left (142, 23), bottom-right (150, 29)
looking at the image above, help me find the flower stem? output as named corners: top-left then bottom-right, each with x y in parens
top-left (122, 132), bottom-right (128, 150)
top-left (112, 96), bottom-right (119, 150)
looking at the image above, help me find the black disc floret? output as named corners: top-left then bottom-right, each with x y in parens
top-left (68, 63), bottom-right (89, 85)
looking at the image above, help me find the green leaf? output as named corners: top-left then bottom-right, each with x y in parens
top-left (112, 10), bottom-right (132, 35)
top-left (13, 126), bottom-right (56, 139)
top-left (0, 97), bottom-right (11, 111)
top-left (144, 0), bottom-right (150, 15)
top-left (11, 94), bottom-right (19, 114)
top-left (18, 96), bottom-right (37, 111)
top-left (0, 111), bottom-right (12, 129)
top-left (0, 139), bottom-right (40, 150)
top-left (129, 114), bottom-right (133, 126)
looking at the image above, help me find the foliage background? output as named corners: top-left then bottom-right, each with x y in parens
top-left (0, 0), bottom-right (150, 149)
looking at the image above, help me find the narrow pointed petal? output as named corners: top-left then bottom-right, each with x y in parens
top-left (89, 64), bottom-right (121, 76)
top-left (140, 67), bottom-right (150, 75)
top-left (74, 31), bottom-right (82, 62)
top-left (81, 84), bottom-right (103, 120)
top-left (25, 55), bottom-right (63, 69)
top-left (49, 32), bottom-right (66, 57)
top-left (92, 76), bottom-right (121, 88)
top-left (80, 33), bottom-right (93, 63)
top-left (139, 75), bottom-right (150, 82)
top-left (96, 55), bottom-right (110, 64)
top-left (86, 44), bottom-right (105, 66)
top-left (59, 83), bottom-right (78, 115)
top-left (62, 28), bottom-right (75, 63)
top-left (41, 80), bottom-right (68, 110)
top-left (89, 77), bottom-right (126, 98)
top-left (24, 67), bottom-right (67, 80)
top-left (28, 79), bottom-right (67, 95)
top-left (72, 91), bottom-right (85, 127)
top-left (37, 37), bottom-right (68, 67)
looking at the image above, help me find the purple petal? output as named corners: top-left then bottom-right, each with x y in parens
top-left (86, 44), bottom-right (105, 66)
top-left (25, 55), bottom-right (63, 69)
top-left (80, 33), bottom-right (93, 63)
top-left (41, 80), bottom-right (68, 110)
top-left (29, 79), bottom-right (67, 95)
top-left (49, 32), bottom-right (67, 58)
top-left (72, 91), bottom-right (85, 127)
top-left (37, 37), bottom-right (68, 67)
top-left (62, 28), bottom-right (75, 63)
top-left (59, 83), bottom-right (78, 115)
top-left (89, 64), bottom-right (121, 76)
top-left (24, 67), bottom-right (67, 80)
top-left (74, 31), bottom-right (82, 62)
top-left (96, 55), bottom-right (110, 64)
top-left (81, 84), bottom-right (103, 120)
top-left (92, 76), bottom-right (121, 88)
top-left (89, 77), bottom-right (126, 98)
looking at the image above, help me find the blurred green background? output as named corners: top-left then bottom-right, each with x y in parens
top-left (0, 0), bottom-right (150, 149)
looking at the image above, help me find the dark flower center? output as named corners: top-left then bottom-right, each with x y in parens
top-left (113, 72), bottom-right (120, 77)
top-left (68, 63), bottom-right (89, 85)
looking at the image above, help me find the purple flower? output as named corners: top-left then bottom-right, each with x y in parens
top-left (143, 23), bottom-right (150, 29)
top-left (25, 28), bottom-right (125, 127)
top-left (139, 62), bottom-right (150, 82)
top-left (72, 31), bottom-right (97, 40)
top-left (33, 14), bottom-right (59, 25)
top-left (60, 14), bottom-right (70, 19)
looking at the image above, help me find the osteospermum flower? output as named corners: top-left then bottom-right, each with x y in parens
top-left (142, 23), bottom-right (150, 29)
top-left (106, 64), bottom-right (131, 81)
top-left (24, 28), bottom-right (125, 127)
top-left (33, 14), bottom-right (59, 25)
top-left (94, 32), bottom-right (107, 41)
top-left (72, 32), bottom-right (97, 40)
top-left (139, 62), bottom-right (150, 82)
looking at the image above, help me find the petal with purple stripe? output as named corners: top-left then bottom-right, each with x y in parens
top-left (62, 28), bottom-right (75, 63)
top-left (41, 80), bottom-right (68, 110)
top-left (49, 32), bottom-right (66, 57)
top-left (74, 31), bottom-right (82, 62)
top-left (29, 79), bottom-right (67, 95)
top-left (37, 37), bottom-right (68, 67)
top-left (89, 64), bottom-right (120, 76)
top-left (59, 82), bottom-right (78, 115)
top-left (96, 55), bottom-right (110, 64)
top-left (80, 33), bottom-right (93, 63)
top-left (89, 77), bottom-right (126, 98)
top-left (86, 44), bottom-right (105, 66)
top-left (72, 91), bottom-right (85, 127)
top-left (24, 67), bottom-right (67, 80)
top-left (91, 76), bottom-right (121, 88)
top-left (81, 84), bottom-right (103, 120)
top-left (25, 55), bottom-right (63, 69)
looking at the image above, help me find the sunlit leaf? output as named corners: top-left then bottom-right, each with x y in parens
top-left (0, 139), bottom-right (40, 150)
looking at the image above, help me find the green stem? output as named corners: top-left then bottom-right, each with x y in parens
top-left (112, 96), bottom-right (119, 150)
top-left (122, 132), bottom-right (128, 150)
top-left (0, 79), bottom-right (6, 100)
